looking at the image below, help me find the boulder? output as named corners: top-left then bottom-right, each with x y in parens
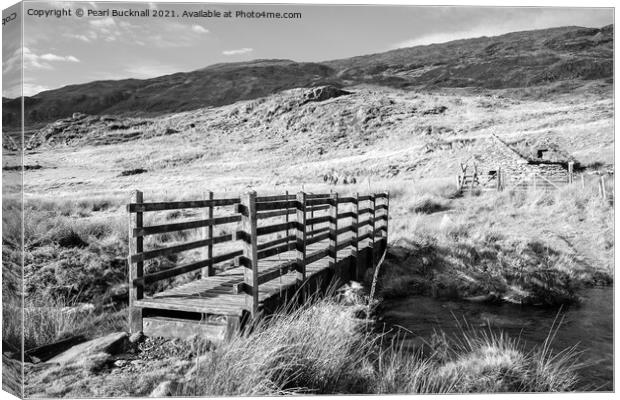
top-left (150, 380), bottom-right (180, 397)
top-left (48, 332), bottom-right (128, 365)
top-left (302, 86), bottom-right (351, 104)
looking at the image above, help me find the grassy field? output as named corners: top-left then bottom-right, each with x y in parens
top-left (3, 85), bottom-right (613, 395)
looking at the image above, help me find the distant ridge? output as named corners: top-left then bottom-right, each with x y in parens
top-left (2, 24), bottom-right (613, 129)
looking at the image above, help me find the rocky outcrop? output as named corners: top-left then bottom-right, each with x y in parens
top-left (301, 86), bottom-right (351, 104)
top-left (48, 332), bottom-right (129, 365)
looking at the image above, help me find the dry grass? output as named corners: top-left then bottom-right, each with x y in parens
top-left (179, 297), bottom-right (582, 395)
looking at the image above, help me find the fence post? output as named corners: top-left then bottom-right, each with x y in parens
top-left (384, 191), bottom-right (390, 241)
top-left (600, 175), bottom-right (607, 200)
top-left (581, 174), bottom-right (585, 189)
top-left (568, 162), bottom-right (574, 184)
top-left (352, 192), bottom-right (360, 279)
top-left (370, 193), bottom-right (376, 265)
top-left (497, 167), bottom-right (502, 192)
top-left (296, 191), bottom-right (307, 283)
top-left (329, 192), bottom-right (338, 267)
top-left (202, 191), bottom-right (214, 278)
top-left (128, 190), bottom-right (144, 333)
top-left (241, 191), bottom-right (259, 317)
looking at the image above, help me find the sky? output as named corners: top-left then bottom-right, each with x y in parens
top-left (1, 1), bottom-right (614, 98)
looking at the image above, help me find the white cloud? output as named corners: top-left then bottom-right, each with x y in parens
top-left (222, 47), bottom-right (253, 56)
top-left (90, 17), bottom-right (116, 28)
top-left (40, 54), bottom-right (80, 62)
top-left (64, 33), bottom-right (92, 42)
top-left (191, 25), bottom-right (209, 34)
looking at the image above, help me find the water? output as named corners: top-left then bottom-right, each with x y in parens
top-left (378, 287), bottom-right (613, 391)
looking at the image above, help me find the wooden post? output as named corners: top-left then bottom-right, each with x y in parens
top-left (128, 190), bottom-right (144, 333)
top-left (456, 175), bottom-right (461, 191)
top-left (241, 191), bottom-right (259, 317)
top-left (581, 174), bottom-right (585, 189)
top-left (285, 190), bottom-right (290, 242)
top-left (353, 193), bottom-right (359, 256)
top-left (310, 195), bottom-right (314, 239)
top-left (201, 191), bottom-right (214, 278)
top-left (568, 162), bottom-right (574, 184)
top-left (296, 191), bottom-right (307, 283)
top-left (328, 192), bottom-right (338, 268)
top-left (370, 193), bottom-right (376, 265)
top-left (385, 191), bottom-right (390, 241)
top-left (600, 175), bottom-right (607, 200)
top-left (497, 168), bottom-right (501, 191)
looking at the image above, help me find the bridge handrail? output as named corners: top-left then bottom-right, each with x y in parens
top-left (127, 189), bottom-right (389, 317)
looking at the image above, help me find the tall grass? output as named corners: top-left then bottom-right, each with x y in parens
top-left (180, 297), bottom-right (582, 395)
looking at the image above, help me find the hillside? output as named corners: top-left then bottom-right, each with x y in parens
top-left (2, 24), bottom-right (613, 130)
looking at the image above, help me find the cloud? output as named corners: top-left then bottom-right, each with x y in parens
top-left (90, 17), bottom-right (116, 28)
top-left (63, 33), bottom-right (92, 42)
top-left (222, 47), bottom-right (253, 56)
top-left (40, 54), bottom-right (80, 62)
top-left (191, 25), bottom-right (209, 34)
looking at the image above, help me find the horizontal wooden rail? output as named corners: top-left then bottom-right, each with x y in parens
top-left (128, 198), bottom-right (239, 213)
top-left (306, 198), bottom-right (332, 207)
top-left (307, 226), bottom-right (330, 237)
top-left (133, 215), bottom-right (241, 237)
top-left (337, 196), bottom-right (356, 204)
top-left (257, 208), bottom-right (296, 220)
top-left (257, 242), bottom-right (296, 260)
top-left (137, 249), bottom-right (243, 285)
top-left (336, 225), bottom-right (354, 236)
top-left (256, 194), bottom-right (296, 202)
top-left (336, 238), bottom-right (354, 251)
top-left (256, 200), bottom-right (298, 212)
top-left (306, 231), bottom-right (330, 246)
top-left (337, 211), bottom-right (355, 220)
top-left (306, 215), bottom-right (331, 225)
top-left (305, 248), bottom-right (330, 265)
top-left (306, 193), bottom-right (331, 199)
top-left (256, 221), bottom-right (296, 236)
top-left (257, 235), bottom-right (295, 251)
top-left (308, 204), bottom-right (330, 212)
top-left (129, 234), bottom-right (233, 263)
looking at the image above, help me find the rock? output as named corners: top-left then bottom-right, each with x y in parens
top-left (439, 215), bottom-right (455, 231)
top-left (301, 86), bottom-right (351, 104)
top-left (114, 359), bottom-right (128, 368)
top-left (129, 331), bottom-right (145, 344)
top-left (337, 281), bottom-right (365, 305)
top-left (150, 380), bottom-right (179, 397)
top-left (80, 352), bottom-right (111, 372)
top-left (164, 128), bottom-right (179, 135)
top-left (48, 332), bottom-right (128, 365)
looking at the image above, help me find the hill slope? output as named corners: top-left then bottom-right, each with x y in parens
top-left (2, 24), bottom-right (613, 129)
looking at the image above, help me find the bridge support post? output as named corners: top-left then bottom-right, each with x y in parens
top-left (352, 193), bottom-right (360, 280)
top-left (384, 191), bottom-right (390, 242)
top-left (296, 191), bottom-right (307, 284)
top-left (202, 191), bottom-right (214, 278)
top-left (241, 191), bottom-right (259, 317)
top-left (128, 190), bottom-right (144, 333)
top-left (329, 192), bottom-right (338, 268)
top-left (370, 193), bottom-right (376, 265)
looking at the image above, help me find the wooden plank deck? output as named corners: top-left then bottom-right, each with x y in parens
top-left (134, 234), bottom-right (364, 317)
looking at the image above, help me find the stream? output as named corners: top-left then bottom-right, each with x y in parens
top-left (379, 287), bottom-right (613, 391)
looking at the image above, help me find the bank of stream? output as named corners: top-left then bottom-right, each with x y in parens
top-left (377, 287), bottom-right (613, 391)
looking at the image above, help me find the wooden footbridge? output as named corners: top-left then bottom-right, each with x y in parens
top-left (127, 190), bottom-right (389, 341)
